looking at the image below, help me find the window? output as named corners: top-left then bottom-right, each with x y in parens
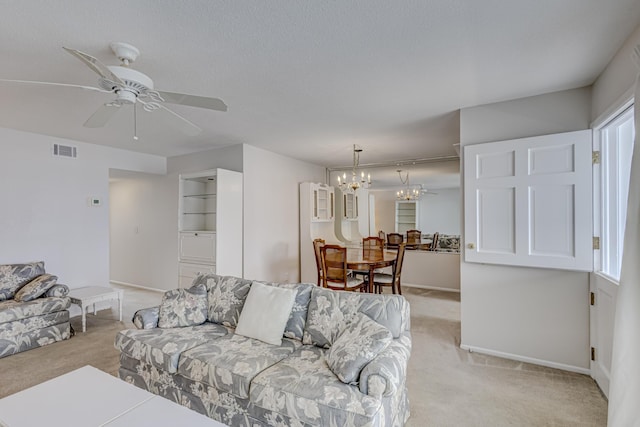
top-left (597, 106), bottom-right (635, 281)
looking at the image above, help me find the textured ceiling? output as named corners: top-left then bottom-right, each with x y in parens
top-left (1, 0), bottom-right (639, 168)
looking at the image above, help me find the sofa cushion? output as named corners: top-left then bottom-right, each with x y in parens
top-left (0, 297), bottom-right (70, 323)
top-left (114, 323), bottom-right (228, 373)
top-left (44, 284), bottom-right (69, 298)
top-left (250, 346), bottom-right (382, 426)
top-left (235, 282), bottom-right (297, 345)
top-left (0, 311), bottom-right (69, 338)
top-left (132, 306), bottom-right (160, 329)
top-left (0, 262), bottom-right (45, 301)
top-left (158, 284), bottom-right (208, 328)
top-left (258, 281), bottom-right (313, 341)
top-left (14, 274), bottom-right (58, 302)
top-left (202, 275), bottom-right (252, 327)
top-left (0, 322), bottom-right (70, 359)
top-left (178, 333), bottom-right (301, 399)
top-left (326, 313), bottom-right (393, 384)
top-left (303, 287), bottom-right (408, 348)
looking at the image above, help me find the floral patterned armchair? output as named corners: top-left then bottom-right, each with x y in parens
top-left (0, 262), bottom-right (71, 358)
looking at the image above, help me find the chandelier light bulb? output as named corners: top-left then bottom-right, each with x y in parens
top-left (337, 145), bottom-right (372, 194)
top-left (396, 169), bottom-right (421, 201)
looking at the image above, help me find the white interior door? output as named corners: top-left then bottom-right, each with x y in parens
top-left (590, 272), bottom-right (618, 398)
top-left (463, 130), bottom-right (592, 271)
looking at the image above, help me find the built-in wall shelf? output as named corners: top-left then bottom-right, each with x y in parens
top-left (395, 200), bottom-right (419, 234)
top-left (178, 168), bottom-right (243, 286)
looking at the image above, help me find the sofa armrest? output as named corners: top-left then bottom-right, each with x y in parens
top-left (45, 283), bottom-right (70, 298)
top-left (132, 306), bottom-right (160, 329)
top-left (359, 330), bottom-right (412, 398)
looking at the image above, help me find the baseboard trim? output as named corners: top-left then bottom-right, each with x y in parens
top-left (110, 280), bottom-right (165, 293)
top-left (402, 283), bottom-right (460, 293)
top-left (459, 344), bottom-right (590, 375)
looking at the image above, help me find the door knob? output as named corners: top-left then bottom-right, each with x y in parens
top-left (467, 243), bottom-right (475, 249)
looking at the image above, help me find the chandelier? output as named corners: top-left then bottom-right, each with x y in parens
top-left (337, 145), bottom-right (371, 193)
top-left (396, 170), bottom-right (421, 201)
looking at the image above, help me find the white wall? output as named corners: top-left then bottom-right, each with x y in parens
top-left (459, 87), bottom-right (592, 372)
top-left (0, 127), bottom-right (165, 288)
top-left (109, 171), bottom-right (177, 290)
top-left (592, 24), bottom-right (640, 122)
top-left (109, 143), bottom-right (326, 288)
top-left (109, 145), bottom-right (243, 291)
top-left (402, 252), bottom-right (460, 291)
top-left (242, 144), bottom-right (326, 282)
top-left (419, 187), bottom-right (460, 235)
top-left (371, 190), bottom-right (397, 233)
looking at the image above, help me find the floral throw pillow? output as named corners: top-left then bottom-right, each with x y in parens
top-left (325, 312), bottom-right (393, 385)
top-left (14, 274), bottom-right (58, 302)
top-left (0, 262), bottom-right (45, 301)
top-left (158, 284), bottom-right (208, 328)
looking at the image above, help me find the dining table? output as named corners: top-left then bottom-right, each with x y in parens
top-left (346, 247), bottom-right (397, 292)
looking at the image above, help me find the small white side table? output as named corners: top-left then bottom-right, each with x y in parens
top-left (68, 286), bottom-right (124, 332)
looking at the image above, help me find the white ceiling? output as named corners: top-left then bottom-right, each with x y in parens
top-left (1, 0), bottom-right (639, 168)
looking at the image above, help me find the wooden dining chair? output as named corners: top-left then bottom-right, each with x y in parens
top-left (378, 230), bottom-right (386, 241)
top-left (362, 236), bottom-right (384, 258)
top-left (387, 233), bottom-right (403, 249)
top-left (321, 245), bottom-right (365, 292)
top-left (374, 242), bottom-right (406, 295)
top-left (354, 236), bottom-right (385, 290)
top-left (313, 238), bottom-right (325, 286)
top-left (430, 232), bottom-right (440, 251)
top-left (406, 230), bottom-right (422, 245)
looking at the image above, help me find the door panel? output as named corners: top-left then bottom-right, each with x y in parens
top-left (464, 130), bottom-right (592, 271)
top-left (590, 272), bottom-right (618, 398)
top-left (529, 184), bottom-right (574, 256)
top-left (477, 187), bottom-right (515, 254)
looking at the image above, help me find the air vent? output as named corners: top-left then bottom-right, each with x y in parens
top-left (52, 144), bottom-right (77, 158)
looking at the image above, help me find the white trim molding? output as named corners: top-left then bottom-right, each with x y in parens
top-left (459, 344), bottom-right (591, 375)
top-left (402, 282), bottom-right (460, 293)
top-left (109, 280), bottom-right (165, 293)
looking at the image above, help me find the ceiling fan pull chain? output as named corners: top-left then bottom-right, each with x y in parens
top-left (133, 103), bottom-right (138, 141)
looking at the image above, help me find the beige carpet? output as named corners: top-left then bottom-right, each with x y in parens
top-left (0, 285), bottom-right (607, 426)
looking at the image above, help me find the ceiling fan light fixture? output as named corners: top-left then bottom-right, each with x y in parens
top-left (2, 42), bottom-right (227, 142)
top-left (99, 66), bottom-right (154, 93)
top-left (109, 42), bottom-right (140, 65)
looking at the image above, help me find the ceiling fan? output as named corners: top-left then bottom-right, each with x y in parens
top-left (0, 42), bottom-right (227, 139)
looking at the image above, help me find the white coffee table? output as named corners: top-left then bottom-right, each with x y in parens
top-left (68, 286), bottom-right (124, 332)
top-left (0, 366), bottom-right (225, 427)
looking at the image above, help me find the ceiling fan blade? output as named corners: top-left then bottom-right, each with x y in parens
top-left (0, 78), bottom-right (111, 93)
top-left (156, 90), bottom-right (228, 112)
top-left (63, 47), bottom-right (125, 87)
top-left (84, 103), bottom-right (121, 128)
top-left (157, 104), bottom-right (202, 136)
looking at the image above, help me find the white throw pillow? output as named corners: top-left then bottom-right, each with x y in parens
top-left (235, 281), bottom-right (297, 345)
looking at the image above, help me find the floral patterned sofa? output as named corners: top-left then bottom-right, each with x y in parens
top-left (0, 262), bottom-right (71, 358)
top-left (115, 274), bottom-right (412, 426)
